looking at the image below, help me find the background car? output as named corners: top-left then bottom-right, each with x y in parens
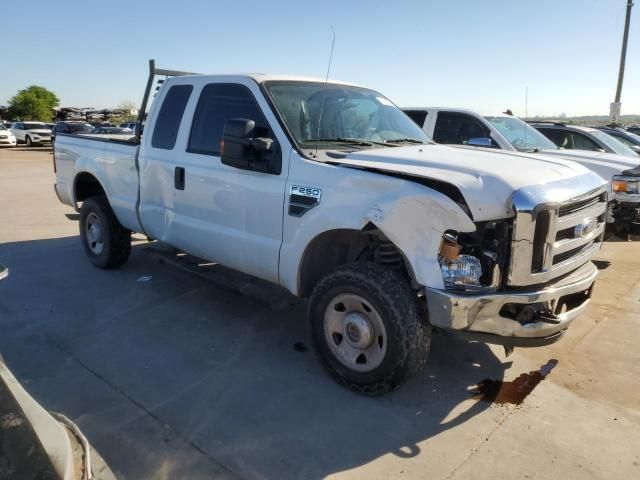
top-left (91, 126), bottom-right (133, 135)
top-left (10, 121), bottom-right (52, 147)
top-left (0, 124), bottom-right (17, 147)
top-left (597, 126), bottom-right (640, 155)
top-left (119, 122), bottom-right (137, 130)
top-left (51, 121), bottom-right (93, 143)
top-left (529, 121), bottom-right (639, 157)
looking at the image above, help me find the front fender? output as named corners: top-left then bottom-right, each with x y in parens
top-left (363, 182), bottom-right (476, 289)
top-left (280, 172), bottom-right (477, 295)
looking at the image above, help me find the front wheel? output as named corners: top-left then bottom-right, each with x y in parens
top-left (309, 262), bottom-right (431, 395)
top-left (25, 136), bottom-right (32, 147)
top-left (79, 196), bottom-right (131, 269)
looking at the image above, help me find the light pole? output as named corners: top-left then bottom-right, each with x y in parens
top-left (611, 0), bottom-right (634, 125)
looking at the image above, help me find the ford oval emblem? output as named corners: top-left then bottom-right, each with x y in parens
top-left (575, 217), bottom-right (598, 238)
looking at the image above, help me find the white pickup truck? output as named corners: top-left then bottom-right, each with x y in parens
top-left (403, 107), bottom-right (640, 237)
top-left (54, 61), bottom-right (606, 394)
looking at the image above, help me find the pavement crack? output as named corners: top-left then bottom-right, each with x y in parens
top-left (444, 406), bottom-right (516, 480)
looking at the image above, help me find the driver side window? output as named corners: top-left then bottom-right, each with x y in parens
top-left (433, 112), bottom-right (493, 145)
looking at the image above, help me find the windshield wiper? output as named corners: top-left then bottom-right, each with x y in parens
top-left (305, 138), bottom-right (392, 147)
top-left (383, 138), bottom-right (426, 145)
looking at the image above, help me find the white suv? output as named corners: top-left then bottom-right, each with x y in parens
top-left (0, 124), bottom-right (16, 147)
top-left (10, 122), bottom-right (52, 147)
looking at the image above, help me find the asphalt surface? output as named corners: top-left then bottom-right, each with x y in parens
top-left (0, 147), bottom-right (639, 479)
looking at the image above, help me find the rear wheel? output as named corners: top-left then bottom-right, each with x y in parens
top-left (309, 262), bottom-right (431, 395)
top-left (79, 196), bottom-right (131, 269)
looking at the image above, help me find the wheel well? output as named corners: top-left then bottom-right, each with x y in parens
top-left (298, 226), bottom-right (412, 298)
top-left (74, 172), bottom-right (105, 204)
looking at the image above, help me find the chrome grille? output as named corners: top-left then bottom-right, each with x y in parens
top-left (508, 175), bottom-right (607, 286)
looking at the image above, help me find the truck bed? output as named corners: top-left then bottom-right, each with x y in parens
top-left (54, 133), bottom-right (143, 233)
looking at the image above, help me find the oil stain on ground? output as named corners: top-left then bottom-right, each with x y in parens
top-left (473, 359), bottom-right (559, 405)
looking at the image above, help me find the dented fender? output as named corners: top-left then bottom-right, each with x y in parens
top-left (364, 182), bottom-right (476, 289)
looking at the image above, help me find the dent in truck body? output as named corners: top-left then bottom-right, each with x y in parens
top-left (362, 184), bottom-right (476, 290)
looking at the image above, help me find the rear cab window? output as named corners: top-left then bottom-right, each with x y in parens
top-left (151, 84), bottom-right (193, 150)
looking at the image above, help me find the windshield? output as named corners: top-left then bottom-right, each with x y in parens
top-left (484, 116), bottom-right (557, 152)
top-left (23, 122), bottom-right (47, 130)
top-left (0, 125), bottom-right (6, 130)
top-left (264, 81), bottom-right (431, 149)
top-left (591, 130), bottom-right (638, 157)
top-left (625, 131), bottom-right (640, 144)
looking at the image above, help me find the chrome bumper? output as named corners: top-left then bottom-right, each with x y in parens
top-left (425, 261), bottom-right (598, 346)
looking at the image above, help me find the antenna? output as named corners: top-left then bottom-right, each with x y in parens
top-left (315, 27), bottom-right (336, 158)
top-left (524, 86), bottom-right (528, 147)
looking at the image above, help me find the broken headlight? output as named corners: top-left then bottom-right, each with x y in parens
top-left (438, 221), bottom-right (510, 292)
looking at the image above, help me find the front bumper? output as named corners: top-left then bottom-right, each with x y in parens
top-left (425, 261), bottom-right (598, 347)
top-left (30, 137), bottom-right (52, 144)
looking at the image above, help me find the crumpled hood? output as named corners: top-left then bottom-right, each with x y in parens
top-left (539, 149), bottom-right (640, 182)
top-left (335, 144), bottom-right (600, 221)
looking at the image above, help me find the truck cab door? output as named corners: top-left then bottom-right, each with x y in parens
top-left (143, 79), bottom-right (289, 284)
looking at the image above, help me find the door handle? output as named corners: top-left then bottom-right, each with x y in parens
top-left (174, 167), bottom-right (185, 190)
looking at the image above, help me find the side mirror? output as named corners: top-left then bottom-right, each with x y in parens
top-left (466, 137), bottom-right (493, 148)
top-left (221, 118), bottom-right (274, 171)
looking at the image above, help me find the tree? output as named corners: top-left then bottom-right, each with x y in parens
top-left (8, 86), bottom-right (59, 121)
top-left (117, 101), bottom-right (139, 122)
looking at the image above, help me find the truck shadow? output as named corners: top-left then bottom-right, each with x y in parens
top-left (0, 236), bottom-right (508, 480)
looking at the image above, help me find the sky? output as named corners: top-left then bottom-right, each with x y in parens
top-left (0, 0), bottom-right (638, 117)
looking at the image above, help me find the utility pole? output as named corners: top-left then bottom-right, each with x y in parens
top-left (611, 0), bottom-right (634, 124)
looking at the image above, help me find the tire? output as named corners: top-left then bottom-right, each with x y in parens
top-left (25, 136), bottom-right (32, 147)
top-left (79, 196), bottom-right (131, 269)
top-left (309, 262), bottom-right (431, 395)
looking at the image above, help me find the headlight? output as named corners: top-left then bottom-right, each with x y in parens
top-left (438, 233), bottom-right (484, 289)
top-left (440, 254), bottom-right (483, 288)
top-left (438, 230), bottom-right (504, 291)
top-left (612, 176), bottom-right (640, 198)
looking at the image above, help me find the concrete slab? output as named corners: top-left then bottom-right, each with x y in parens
top-left (0, 148), bottom-right (638, 479)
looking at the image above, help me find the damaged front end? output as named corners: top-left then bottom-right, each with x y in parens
top-left (425, 174), bottom-right (605, 348)
top-left (437, 220), bottom-right (511, 292)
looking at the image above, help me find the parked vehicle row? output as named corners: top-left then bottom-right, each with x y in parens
top-left (529, 121), bottom-right (639, 157)
top-left (1, 121), bottom-right (136, 146)
top-left (403, 108), bottom-right (640, 237)
top-left (596, 126), bottom-right (640, 155)
top-left (53, 60), bottom-right (612, 395)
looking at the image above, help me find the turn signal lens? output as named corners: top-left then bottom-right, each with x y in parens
top-left (439, 233), bottom-right (461, 262)
top-left (612, 179), bottom-right (628, 193)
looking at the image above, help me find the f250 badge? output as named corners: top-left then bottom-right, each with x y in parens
top-left (289, 185), bottom-right (322, 217)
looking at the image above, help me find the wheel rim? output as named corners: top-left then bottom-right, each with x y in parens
top-left (85, 212), bottom-right (104, 255)
top-left (323, 293), bottom-right (387, 372)
top-left (26, 137), bottom-right (31, 146)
